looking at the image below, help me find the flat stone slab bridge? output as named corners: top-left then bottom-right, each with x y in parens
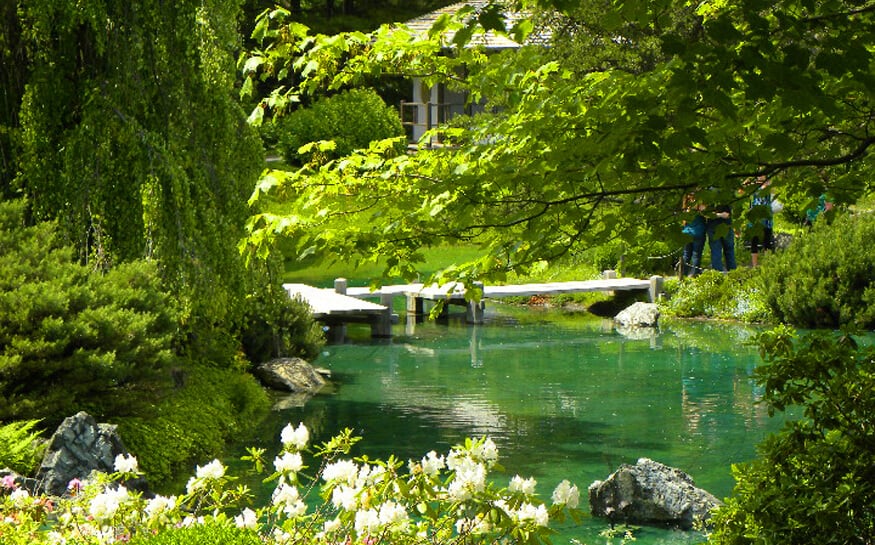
top-left (284, 275), bottom-right (663, 339)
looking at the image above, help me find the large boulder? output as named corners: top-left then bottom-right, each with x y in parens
top-left (614, 302), bottom-right (660, 328)
top-left (35, 412), bottom-right (146, 497)
top-left (588, 458), bottom-right (722, 530)
top-left (254, 357), bottom-right (327, 393)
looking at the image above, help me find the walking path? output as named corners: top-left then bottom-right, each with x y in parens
top-left (285, 275), bottom-right (663, 339)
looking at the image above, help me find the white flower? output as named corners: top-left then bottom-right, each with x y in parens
top-left (514, 502), bottom-right (549, 527)
top-left (273, 483), bottom-right (306, 516)
top-left (88, 486), bottom-right (129, 521)
top-left (551, 479), bottom-right (580, 509)
top-left (421, 451), bottom-right (445, 476)
top-left (234, 507), bottom-right (258, 529)
top-left (113, 453), bottom-right (139, 474)
top-left (470, 437), bottom-right (499, 466)
top-left (509, 475), bottom-right (537, 495)
top-left (357, 463), bottom-right (387, 486)
top-left (323, 517), bottom-right (342, 534)
top-left (447, 458), bottom-right (487, 501)
top-left (145, 494), bottom-right (177, 517)
top-left (323, 459), bottom-right (358, 485)
top-left (181, 515), bottom-right (205, 527)
top-left (280, 422), bottom-right (309, 450)
top-left (196, 459), bottom-right (226, 480)
top-left (354, 508), bottom-right (381, 535)
top-left (331, 484), bottom-right (360, 510)
top-left (9, 488), bottom-right (31, 506)
top-left (274, 451), bottom-right (304, 473)
top-left (377, 500), bottom-right (409, 530)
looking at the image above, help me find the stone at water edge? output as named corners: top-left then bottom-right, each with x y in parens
top-left (253, 357), bottom-right (327, 393)
top-left (614, 302), bottom-right (660, 328)
top-left (588, 457), bottom-right (722, 530)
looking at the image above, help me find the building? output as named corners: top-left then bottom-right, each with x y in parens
top-left (399, 1), bottom-right (549, 145)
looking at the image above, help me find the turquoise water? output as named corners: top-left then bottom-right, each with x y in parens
top-left (239, 306), bottom-right (787, 545)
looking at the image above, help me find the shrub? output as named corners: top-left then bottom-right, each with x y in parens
top-left (118, 364), bottom-right (269, 487)
top-left (0, 200), bottom-right (180, 427)
top-left (759, 211), bottom-right (875, 328)
top-left (0, 426), bottom-right (584, 545)
top-left (277, 88), bottom-right (406, 164)
top-left (661, 268), bottom-right (772, 323)
top-left (709, 327), bottom-right (875, 544)
top-left (0, 420), bottom-right (45, 475)
top-left (241, 286), bottom-right (324, 364)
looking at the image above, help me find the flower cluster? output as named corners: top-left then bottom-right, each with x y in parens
top-left (0, 424), bottom-right (584, 545)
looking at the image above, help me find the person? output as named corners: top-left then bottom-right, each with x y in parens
top-left (706, 203), bottom-right (736, 272)
top-left (681, 213), bottom-right (706, 277)
top-left (804, 193), bottom-right (833, 229)
top-left (680, 194), bottom-right (706, 277)
top-left (747, 177), bottom-right (775, 267)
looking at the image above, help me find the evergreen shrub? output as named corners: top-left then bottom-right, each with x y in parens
top-left (0, 200), bottom-right (179, 426)
top-left (278, 88), bottom-right (405, 164)
top-left (709, 327), bottom-right (875, 544)
top-left (759, 212), bottom-right (875, 328)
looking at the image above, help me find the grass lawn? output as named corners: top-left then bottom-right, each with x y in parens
top-left (281, 244), bottom-right (487, 287)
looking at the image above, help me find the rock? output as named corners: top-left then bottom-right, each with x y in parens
top-left (35, 412), bottom-right (147, 497)
top-left (614, 302), bottom-right (660, 328)
top-left (588, 458), bottom-right (722, 530)
top-left (254, 357), bottom-right (327, 393)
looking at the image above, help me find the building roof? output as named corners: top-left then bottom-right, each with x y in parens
top-left (403, 1), bottom-right (550, 49)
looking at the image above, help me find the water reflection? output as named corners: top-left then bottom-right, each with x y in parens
top-left (239, 310), bottom-right (787, 545)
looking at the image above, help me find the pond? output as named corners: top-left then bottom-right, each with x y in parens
top-left (234, 304), bottom-right (788, 545)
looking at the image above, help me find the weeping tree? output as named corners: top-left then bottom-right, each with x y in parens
top-left (12, 0), bottom-right (282, 362)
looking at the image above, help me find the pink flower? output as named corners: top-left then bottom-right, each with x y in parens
top-left (67, 478), bottom-right (83, 494)
top-left (1, 474), bottom-right (17, 490)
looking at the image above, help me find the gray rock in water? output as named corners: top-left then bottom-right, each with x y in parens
top-left (254, 357), bottom-right (327, 393)
top-left (614, 302), bottom-right (660, 328)
top-left (35, 412), bottom-right (146, 497)
top-left (588, 458), bottom-right (722, 530)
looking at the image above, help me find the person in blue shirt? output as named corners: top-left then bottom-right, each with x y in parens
top-left (748, 177), bottom-right (775, 267)
top-left (680, 194), bottom-right (706, 277)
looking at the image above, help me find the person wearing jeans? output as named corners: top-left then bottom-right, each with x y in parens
top-left (707, 204), bottom-right (736, 272)
top-left (681, 214), bottom-right (706, 277)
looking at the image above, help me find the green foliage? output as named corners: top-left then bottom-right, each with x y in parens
top-left (0, 200), bottom-right (180, 427)
top-left (118, 364), bottom-right (269, 487)
top-left (242, 1), bottom-right (875, 287)
top-left (661, 269), bottom-right (772, 323)
top-left (277, 88), bottom-right (405, 164)
top-left (0, 420), bottom-right (45, 475)
top-left (709, 327), bottom-right (875, 544)
top-left (759, 212), bottom-right (875, 329)
top-left (13, 0), bottom-right (265, 364)
top-left (241, 286), bottom-right (324, 364)
top-left (129, 521), bottom-right (262, 545)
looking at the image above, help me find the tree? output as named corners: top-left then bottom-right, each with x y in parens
top-left (241, 0), bottom-right (875, 287)
top-left (12, 0), bottom-right (270, 361)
